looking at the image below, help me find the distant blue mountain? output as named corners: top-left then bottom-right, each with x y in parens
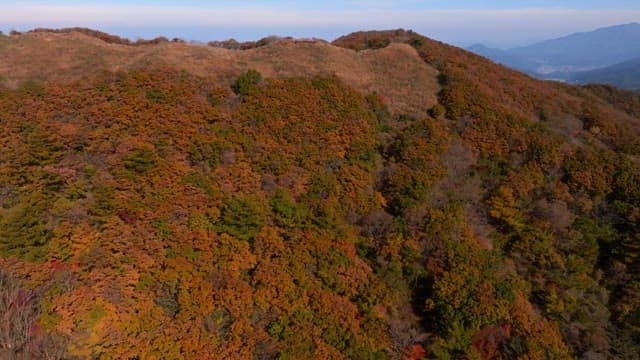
top-left (466, 44), bottom-right (537, 74)
top-left (468, 23), bottom-right (640, 85)
top-left (571, 57), bottom-right (640, 91)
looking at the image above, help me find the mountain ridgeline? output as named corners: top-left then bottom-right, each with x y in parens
top-left (0, 28), bottom-right (639, 359)
top-left (571, 58), bottom-right (640, 91)
top-left (468, 23), bottom-right (640, 89)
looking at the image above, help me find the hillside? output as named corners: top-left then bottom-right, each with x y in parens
top-left (1, 28), bottom-right (639, 359)
top-left (0, 29), bottom-right (438, 116)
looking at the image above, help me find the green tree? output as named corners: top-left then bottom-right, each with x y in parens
top-left (232, 69), bottom-right (262, 96)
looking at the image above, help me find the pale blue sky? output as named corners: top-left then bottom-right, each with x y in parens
top-left (2, 1), bottom-right (640, 47)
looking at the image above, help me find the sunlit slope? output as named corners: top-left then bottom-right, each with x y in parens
top-left (0, 28), bottom-right (638, 359)
top-left (0, 30), bottom-right (438, 115)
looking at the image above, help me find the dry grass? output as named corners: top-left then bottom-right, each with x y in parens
top-left (0, 31), bottom-right (439, 116)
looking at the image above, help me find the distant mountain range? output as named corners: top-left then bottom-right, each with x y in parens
top-left (468, 23), bottom-right (640, 90)
top-left (570, 57), bottom-right (640, 91)
top-left (466, 44), bottom-right (537, 75)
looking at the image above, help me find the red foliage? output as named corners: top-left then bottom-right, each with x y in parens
top-left (48, 260), bottom-right (80, 272)
top-left (403, 344), bottom-right (427, 360)
top-left (471, 324), bottom-right (511, 360)
top-left (117, 210), bottom-right (137, 224)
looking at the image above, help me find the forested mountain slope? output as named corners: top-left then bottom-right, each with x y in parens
top-left (0, 28), bottom-right (639, 359)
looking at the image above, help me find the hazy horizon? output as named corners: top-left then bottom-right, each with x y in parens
top-left (2, 1), bottom-right (640, 48)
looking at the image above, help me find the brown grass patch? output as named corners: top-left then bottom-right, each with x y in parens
top-left (0, 31), bottom-right (439, 116)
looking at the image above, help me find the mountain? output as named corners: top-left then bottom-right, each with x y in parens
top-left (469, 23), bottom-right (640, 77)
top-left (1, 28), bottom-right (639, 359)
top-left (571, 57), bottom-right (640, 90)
top-left (466, 43), bottom-right (537, 74)
top-left (0, 28), bottom-right (437, 116)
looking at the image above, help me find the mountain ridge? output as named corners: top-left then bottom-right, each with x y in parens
top-left (571, 57), bottom-right (640, 90)
top-left (0, 28), bottom-right (439, 116)
top-left (468, 22), bottom-right (640, 81)
top-left (0, 27), bottom-right (639, 359)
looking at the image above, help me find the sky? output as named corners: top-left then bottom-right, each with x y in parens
top-left (2, 1), bottom-right (640, 47)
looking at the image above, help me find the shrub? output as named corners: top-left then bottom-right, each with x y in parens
top-left (365, 92), bottom-right (392, 132)
top-left (88, 185), bottom-right (117, 218)
top-left (366, 38), bottom-right (390, 49)
top-left (145, 88), bottom-right (164, 103)
top-left (182, 172), bottom-right (215, 197)
top-left (409, 38), bottom-right (424, 48)
top-left (271, 189), bottom-right (306, 228)
top-left (152, 218), bottom-right (172, 240)
top-left (23, 130), bottom-right (64, 166)
top-left (429, 104), bottom-right (446, 118)
top-left (19, 79), bottom-right (44, 97)
top-left (83, 164), bottom-right (97, 177)
top-left (188, 140), bottom-right (229, 168)
top-left (232, 69), bottom-right (262, 96)
top-left (217, 196), bottom-right (265, 241)
top-left (0, 196), bottom-right (52, 261)
top-left (123, 146), bottom-right (156, 174)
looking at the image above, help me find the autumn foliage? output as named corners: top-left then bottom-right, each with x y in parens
top-left (0, 29), bottom-right (639, 359)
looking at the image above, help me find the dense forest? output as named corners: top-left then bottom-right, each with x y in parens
top-left (0, 29), bottom-right (639, 359)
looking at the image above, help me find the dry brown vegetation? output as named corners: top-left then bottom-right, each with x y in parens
top-left (0, 29), bottom-right (438, 116)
